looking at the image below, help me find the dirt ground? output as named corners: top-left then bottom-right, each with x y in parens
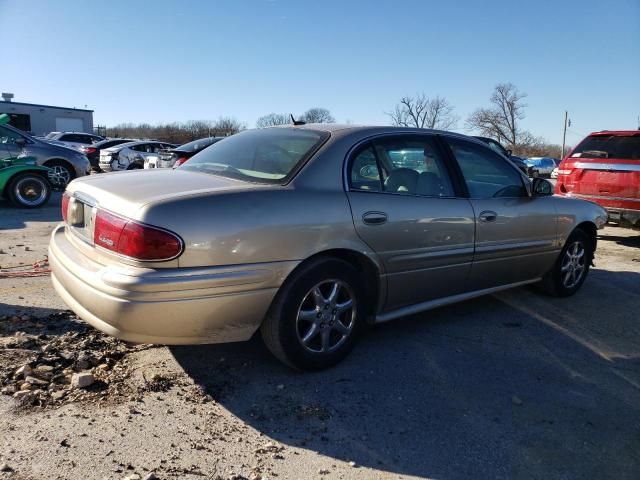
top-left (1, 192), bottom-right (639, 480)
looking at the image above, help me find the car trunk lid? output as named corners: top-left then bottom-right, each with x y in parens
top-left (66, 168), bottom-right (260, 219)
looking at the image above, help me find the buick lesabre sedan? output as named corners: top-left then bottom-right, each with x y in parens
top-left (50, 125), bottom-right (607, 370)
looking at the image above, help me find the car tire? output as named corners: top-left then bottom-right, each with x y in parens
top-left (261, 257), bottom-right (366, 371)
top-left (539, 229), bottom-right (593, 297)
top-left (44, 160), bottom-right (75, 188)
top-left (127, 163), bottom-right (143, 170)
top-left (7, 173), bottom-right (52, 208)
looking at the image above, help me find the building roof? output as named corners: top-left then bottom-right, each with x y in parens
top-left (0, 100), bottom-right (93, 113)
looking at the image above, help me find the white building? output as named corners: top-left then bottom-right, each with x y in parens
top-left (0, 93), bottom-right (94, 136)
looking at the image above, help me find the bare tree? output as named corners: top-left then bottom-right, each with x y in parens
top-left (256, 113), bottom-right (291, 128)
top-left (466, 83), bottom-right (527, 148)
top-left (211, 117), bottom-right (246, 136)
top-left (387, 94), bottom-right (458, 130)
top-left (301, 108), bottom-right (335, 124)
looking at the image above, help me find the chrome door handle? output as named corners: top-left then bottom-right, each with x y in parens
top-left (479, 211), bottom-right (497, 222)
top-left (362, 211), bottom-right (388, 225)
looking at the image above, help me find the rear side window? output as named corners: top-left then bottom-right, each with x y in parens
top-left (571, 135), bottom-right (640, 160)
top-left (349, 135), bottom-right (455, 197)
top-left (447, 138), bottom-right (527, 198)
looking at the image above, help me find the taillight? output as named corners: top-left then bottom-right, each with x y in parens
top-left (61, 193), bottom-right (70, 222)
top-left (557, 169), bottom-right (573, 175)
top-left (173, 157), bottom-right (188, 168)
top-left (83, 147), bottom-right (97, 154)
top-left (93, 210), bottom-right (183, 261)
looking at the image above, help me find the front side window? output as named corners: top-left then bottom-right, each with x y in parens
top-left (182, 128), bottom-right (329, 183)
top-left (447, 138), bottom-right (526, 198)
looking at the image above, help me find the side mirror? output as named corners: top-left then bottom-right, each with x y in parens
top-left (506, 149), bottom-right (513, 156)
top-left (14, 137), bottom-right (27, 148)
top-left (532, 177), bottom-right (553, 196)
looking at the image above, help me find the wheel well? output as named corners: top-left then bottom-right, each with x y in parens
top-left (575, 221), bottom-right (598, 253)
top-left (297, 249), bottom-right (381, 321)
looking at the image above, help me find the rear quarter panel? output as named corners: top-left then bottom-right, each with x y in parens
top-left (138, 188), bottom-right (375, 269)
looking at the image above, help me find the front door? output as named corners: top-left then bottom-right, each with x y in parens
top-left (346, 134), bottom-right (475, 311)
top-left (444, 137), bottom-right (559, 290)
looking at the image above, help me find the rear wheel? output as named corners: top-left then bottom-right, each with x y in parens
top-left (44, 160), bottom-right (74, 188)
top-left (261, 257), bottom-right (366, 370)
top-left (539, 229), bottom-right (593, 297)
top-left (7, 173), bottom-right (52, 208)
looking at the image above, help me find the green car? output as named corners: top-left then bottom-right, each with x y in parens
top-left (0, 114), bottom-right (52, 208)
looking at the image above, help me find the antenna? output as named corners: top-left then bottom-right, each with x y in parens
top-left (290, 114), bottom-right (305, 126)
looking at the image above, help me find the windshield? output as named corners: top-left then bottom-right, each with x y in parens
top-left (181, 128), bottom-right (329, 183)
top-left (571, 134), bottom-right (640, 160)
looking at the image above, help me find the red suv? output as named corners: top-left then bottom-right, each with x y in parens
top-left (555, 130), bottom-right (640, 228)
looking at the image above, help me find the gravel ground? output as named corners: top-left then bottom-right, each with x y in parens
top-left (1, 193), bottom-right (639, 480)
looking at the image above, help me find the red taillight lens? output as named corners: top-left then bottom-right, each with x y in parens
top-left (173, 157), bottom-right (188, 168)
top-left (84, 147), bottom-right (97, 154)
top-left (94, 210), bottom-right (127, 252)
top-left (61, 193), bottom-right (70, 222)
top-left (94, 210), bottom-right (182, 261)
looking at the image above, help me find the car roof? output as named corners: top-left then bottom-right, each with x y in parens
top-left (590, 130), bottom-right (640, 137)
top-left (269, 123), bottom-right (479, 142)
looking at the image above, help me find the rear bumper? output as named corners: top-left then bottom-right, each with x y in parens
top-left (561, 193), bottom-right (640, 227)
top-left (605, 208), bottom-right (640, 227)
top-left (49, 225), bottom-right (298, 344)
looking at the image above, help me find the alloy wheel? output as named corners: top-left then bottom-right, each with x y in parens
top-left (296, 280), bottom-right (356, 353)
top-left (47, 165), bottom-right (71, 187)
top-left (561, 241), bottom-right (586, 289)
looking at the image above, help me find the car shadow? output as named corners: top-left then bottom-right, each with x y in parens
top-left (0, 191), bottom-right (62, 230)
top-left (598, 230), bottom-right (640, 249)
top-left (171, 268), bottom-right (640, 479)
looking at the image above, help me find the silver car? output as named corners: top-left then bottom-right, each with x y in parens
top-left (0, 123), bottom-right (90, 186)
top-left (43, 131), bottom-right (105, 151)
top-left (50, 125), bottom-right (607, 370)
top-left (99, 140), bottom-right (176, 172)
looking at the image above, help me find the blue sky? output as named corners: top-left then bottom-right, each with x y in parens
top-left (1, 0), bottom-right (638, 144)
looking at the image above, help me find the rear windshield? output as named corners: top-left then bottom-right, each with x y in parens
top-left (181, 128), bottom-right (329, 183)
top-left (176, 137), bottom-right (220, 153)
top-left (571, 135), bottom-right (640, 160)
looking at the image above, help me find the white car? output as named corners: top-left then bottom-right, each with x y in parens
top-left (43, 132), bottom-right (105, 151)
top-left (99, 141), bottom-right (176, 172)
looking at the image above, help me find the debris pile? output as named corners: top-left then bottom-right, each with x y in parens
top-left (0, 311), bottom-right (149, 408)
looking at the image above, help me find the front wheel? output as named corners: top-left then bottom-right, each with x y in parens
top-left (539, 229), bottom-right (593, 297)
top-left (261, 258), bottom-right (366, 370)
top-left (7, 173), bottom-right (52, 208)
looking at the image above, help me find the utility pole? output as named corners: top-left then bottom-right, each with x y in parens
top-left (561, 111), bottom-right (569, 159)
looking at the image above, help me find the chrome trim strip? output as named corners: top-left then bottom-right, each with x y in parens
top-left (375, 278), bottom-right (540, 323)
top-left (567, 193), bottom-right (640, 203)
top-left (574, 162), bottom-right (640, 172)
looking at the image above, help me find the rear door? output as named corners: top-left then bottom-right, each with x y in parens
top-left (444, 137), bottom-right (558, 290)
top-left (346, 134), bottom-right (475, 311)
